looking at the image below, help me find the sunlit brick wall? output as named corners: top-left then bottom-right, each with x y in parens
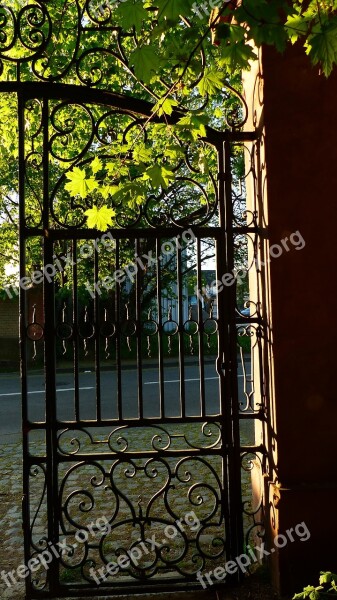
top-left (0, 297), bottom-right (19, 338)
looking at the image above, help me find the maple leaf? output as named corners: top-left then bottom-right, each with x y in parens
top-left (113, 181), bottom-right (147, 205)
top-left (133, 144), bottom-right (152, 164)
top-left (115, 0), bottom-right (148, 32)
top-left (91, 156), bottom-right (103, 174)
top-left (319, 572), bottom-right (332, 585)
top-left (285, 13), bottom-right (310, 44)
top-left (101, 185), bottom-right (119, 200)
top-left (197, 68), bottom-right (224, 96)
top-left (152, 97), bottom-right (179, 117)
top-left (156, 0), bottom-right (193, 20)
top-left (220, 42), bottom-right (257, 71)
top-left (306, 21), bottom-right (337, 77)
top-left (165, 144), bottom-right (185, 159)
top-left (65, 167), bottom-right (97, 199)
top-left (84, 205), bottom-right (116, 231)
top-left (106, 162), bottom-right (129, 177)
top-left (177, 113), bottom-right (207, 140)
top-left (129, 45), bottom-right (161, 83)
top-left (143, 164), bottom-right (174, 189)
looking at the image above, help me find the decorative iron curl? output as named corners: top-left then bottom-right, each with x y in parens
top-left (29, 463), bottom-right (48, 553)
top-left (241, 451), bottom-right (264, 517)
top-left (0, 2), bottom-right (51, 61)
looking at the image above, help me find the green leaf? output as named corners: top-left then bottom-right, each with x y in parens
top-left (84, 205), bottom-right (116, 231)
top-left (236, 0), bottom-right (288, 51)
top-left (285, 13), bottom-right (310, 44)
top-left (309, 592), bottom-right (323, 600)
top-left (129, 45), bottom-right (161, 83)
top-left (115, 0), bottom-right (148, 32)
top-left (220, 42), bottom-right (257, 71)
top-left (176, 113), bottom-right (208, 140)
top-left (65, 167), bottom-right (97, 199)
top-left (319, 572), bottom-right (332, 585)
top-left (252, 22), bottom-right (288, 51)
top-left (152, 97), bottom-right (179, 116)
top-left (165, 144), bottom-right (185, 159)
top-left (101, 185), bottom-right (119, 200)
top-left (91, 156), bottom-right (103, 174)
top-left (143, 164), bottom-right (174, 189)
top-left (156, 0), bottom-right (193, 20)
top-left (113, 180), bottom-right (147, 206)
top-left (133, 144), bottom-right (152, 164)
top-left (306, 21), bottom-right (337, 76)
top-left (106, 162), bottom-right (129, 178)
top-left (227, 24), bottom-right (246, 43)
top-left (197, 68), bottom-right (224, 96)
top-left (303, 585), bottom-right (323, 599)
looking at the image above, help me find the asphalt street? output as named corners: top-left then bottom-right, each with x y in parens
top-left (0, 362), bottom-right (254, 436)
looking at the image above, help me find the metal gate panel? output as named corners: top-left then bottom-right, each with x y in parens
top-left (0, 4), bottom-right (268, 598)
top-left (14, 88), bottom-right (263, 598)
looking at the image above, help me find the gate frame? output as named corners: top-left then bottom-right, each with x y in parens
top-left (0, 80), bottom-right (264, 599)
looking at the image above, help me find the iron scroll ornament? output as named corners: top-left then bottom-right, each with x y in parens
top-left (0, 1), bottom-right (248, 128)
top-left (21, 94), bottom-right (221, 231)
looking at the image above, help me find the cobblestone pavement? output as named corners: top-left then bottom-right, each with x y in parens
top-left (0, 422), bottom-right (256, 600)
top-left (0, 438), bottom-right (25, 599)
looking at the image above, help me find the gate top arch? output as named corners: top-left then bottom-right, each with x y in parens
top-left (0, 1), bottom-right (255, 233)
top-left (0, 0), bottom-right (248, 128)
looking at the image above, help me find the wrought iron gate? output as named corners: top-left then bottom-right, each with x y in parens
top-left (0, 3), bottom-right (266, 599)
top-left (16, 85), bottom-right (263, 599)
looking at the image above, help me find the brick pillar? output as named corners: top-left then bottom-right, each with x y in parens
top-left (243, 45), bottom-right (337, 594)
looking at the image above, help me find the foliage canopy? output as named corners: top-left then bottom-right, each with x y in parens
top-left (0, 0), bottom-right (335, 290)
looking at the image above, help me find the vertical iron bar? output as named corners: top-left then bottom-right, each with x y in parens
top-left (216, 140), bottom-right (232, 562)
top-left (94, 244), bottom-right (101, 422)
top-left (156, 238), bottom-right (165, 419)
top-left (135, 238), bottom-right (143, 419)
top-left (42, 96), bottom-right (59, 593)
top-left (224, 135), bottom-right (244, 562)
top-left (196, 235), bottom-right (206, 417)
top-left (44, 238), bottom-right (59, 594)
top-left (19, 92), bottom-right (31, 600)
top-left (73, 240), bottom-right (80, 422)
top-left (115, 238), bottom-right (122, 419)
top-left (176, 239), bottom-right (185, 419)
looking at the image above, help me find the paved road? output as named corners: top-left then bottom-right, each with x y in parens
top-left (0, 362), bottom-right (253, 435)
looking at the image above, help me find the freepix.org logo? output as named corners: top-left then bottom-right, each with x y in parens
top-left (196, 521), bottom-right (311, 589)
top-left (0, 511), bottom-right (201, 589)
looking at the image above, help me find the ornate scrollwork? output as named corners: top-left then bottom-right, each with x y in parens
top-left (58, 423), bottom-right (223, 456)
top-left (240, 451), bottom-right (266, 551)
top-left (0, 0), bottom-right (248, 129)
top-left (0, 2), bottom-right (51, 63)
top-left (26, 303), bottom-right (44, 361)
top-left (28, 462), bottom-right (51, 592)
top-left (45, 103), bottom-right (219, 230)
top-left (56, 451), bottom-right (225, 582)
